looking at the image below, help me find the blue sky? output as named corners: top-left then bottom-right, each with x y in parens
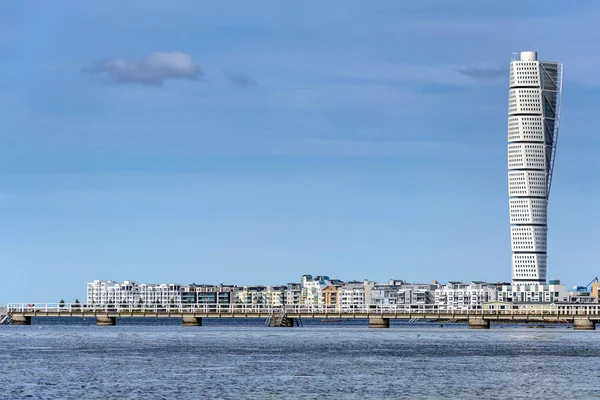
top-left (1, 0), bottom-right (599, 303)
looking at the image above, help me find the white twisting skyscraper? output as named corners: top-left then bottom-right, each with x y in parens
top-left (508, 51), bottom-right (563, 285)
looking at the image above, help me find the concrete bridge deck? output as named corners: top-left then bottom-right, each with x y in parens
top-left (5, 303), bottom-right (600, 330)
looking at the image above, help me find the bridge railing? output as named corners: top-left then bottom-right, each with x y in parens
top-left (6, 303), bottom-right (600, 315)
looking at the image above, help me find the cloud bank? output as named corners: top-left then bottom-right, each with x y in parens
top-left (87, 52), bottom-right (202, 85)
top-left (454, 66), bottom-right (506, 79)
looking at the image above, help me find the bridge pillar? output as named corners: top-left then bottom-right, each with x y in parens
top-left (182, 316), bottom-right (203, 327)
top-left (271, 317), bottom-right (295, 327)
top-left (12, 314), bottom-right (31, 325)
top-left (369, 317), bottom-right (390, 329)
top-left (573, 318), bottom-right (596, 331)
top-left (468, 317), bottom-right (490, 329)
top-left (96, 315), bottom-right (116, 326)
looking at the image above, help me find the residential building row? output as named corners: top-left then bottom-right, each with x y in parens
top-left (86, 274), bottom-right (599, 310)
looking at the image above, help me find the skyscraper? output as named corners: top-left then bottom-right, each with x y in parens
top-left (508, 51), bottom-right (563, 285)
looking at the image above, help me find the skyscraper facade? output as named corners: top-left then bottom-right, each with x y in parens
top-left (508, 51), bottom-right (563, 285)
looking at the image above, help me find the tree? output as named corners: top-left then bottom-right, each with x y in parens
top-left (73, 299), bottom-right (81, 308)
top-left (59, 299), bottom-right (65, 308)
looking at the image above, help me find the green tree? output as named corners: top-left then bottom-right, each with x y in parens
top-left (59, 299), bottom-right (65, 308)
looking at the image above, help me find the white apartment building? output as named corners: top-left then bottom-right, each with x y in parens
top-left (338, 281), bottom-right (374, 308)
top-left (301, 275), bottom-right (333, 306)
top-left (234, 286), bottom-right (267, 304)
top-left (371, 281), bottom-right (439, 306)
top-left (435, 282), bottom-right (498, 311)
top-left (371, 280), bottom-right (405, 305)
top-left (284, 283), bottom-right (302, 305)
top-left (87, 280), bottom-right (140, 305)
top-left (87, 280), bottom-right (182, 306)
top-left (233, 285), bottom-right (297, 306)
top-left (265, 286), bottom-right (286, 306)
top-left (397, 284), bottom-right (437, 306)
top-left (496, 280), bottom-right (569, 303)
top-left (139, 283), bottom-right (182, 305)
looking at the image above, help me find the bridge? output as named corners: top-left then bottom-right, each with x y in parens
top-left (4, 303), bottom-right (600, 330)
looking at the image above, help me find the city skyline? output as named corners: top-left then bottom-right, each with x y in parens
top-left (81, 276), bottom-right (580, 309)
top-left (2, 1), bottom-right (599, 304)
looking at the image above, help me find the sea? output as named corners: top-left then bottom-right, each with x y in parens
top-left (1, 318), bottom-right (599, 399)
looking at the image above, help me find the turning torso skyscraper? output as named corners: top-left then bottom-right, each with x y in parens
top-left (508, 51), bottom-right (563, 285)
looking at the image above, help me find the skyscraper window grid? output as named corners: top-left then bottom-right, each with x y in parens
top-left (508, 51), bottom-right (563, 285)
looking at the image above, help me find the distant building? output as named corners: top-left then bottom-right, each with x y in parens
top-left (87, 280), bottom-right (182, 306)
top-left (284, 283), bottom-right (302, 305)
top-left (182, 284), bottom-right (235, 305)
top-left (234, 286), bottom-right (267, 304)
top-left (338, 281), bottom-right (374, 308)
top-left (508, 51), bottom-right (563, 285)
top-left (371, 280), bottom-right (438, 306)
top-left (301, 275), bottom-right (341, 306)
top-left (371, 280), bottom-right (405, 305)
top-left (567, 292), bottom-right (597, 304)
top-left (591, 281), bottom-right (600, 303)
top-left (87, 280), bottom-right (136, 305)
top-left (396, 283), bottom-right (438, 306)
top-left (87, 273), bottom-right (598, 310)
top-left (321, 285), bottom-right (338, 307)
top-left (265, 286), bottom-right (286, 306)
top-left (496, 280), bottom-right (568, 303)
top-left (139, 283), bottom-right (182, 305)
top-left (435, 282), bottom-right (498, 311)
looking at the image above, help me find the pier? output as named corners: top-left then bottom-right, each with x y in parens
top-left (4, 303), bottom-right (600, 330)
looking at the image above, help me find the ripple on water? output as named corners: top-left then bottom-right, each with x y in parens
top-left (1, 322), bottom-right (598, 399)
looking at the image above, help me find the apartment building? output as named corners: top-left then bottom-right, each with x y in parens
top-left (371, 280), bottom-right (438, 306)
top-left (182, 284), bottom-right (236, 304)
top-left (87, 280), bottom-right (182, 306)
top-left (338, 281), bottom-right (374, 308)
top-left (301, 275), bottom-right (341, 306)
top-left (496, 280), bottom-right (569, 303)
top-left (434, 282), bottom-right (498, 311)
top-left (284, 283), bottom-right (302, 305)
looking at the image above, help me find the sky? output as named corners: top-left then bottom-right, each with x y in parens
top-left (1, 0), bottom-right (599, 303)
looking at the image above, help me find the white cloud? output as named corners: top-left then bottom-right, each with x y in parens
top-left (87, 52), bottom-right (202, 86)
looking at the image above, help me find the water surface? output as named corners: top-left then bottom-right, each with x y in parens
top-left (1, 319), bottom-right (597, 399)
